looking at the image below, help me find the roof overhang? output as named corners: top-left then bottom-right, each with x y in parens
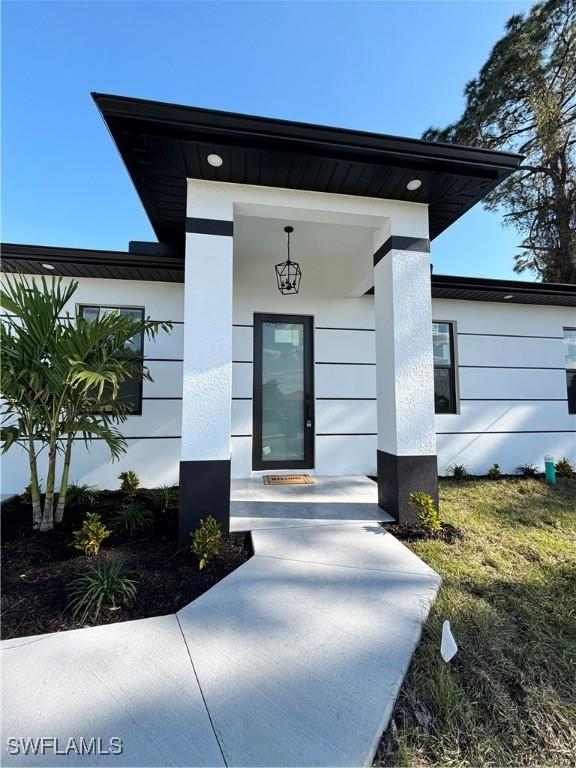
top-left (92, 92), bottom-right (523, 250)
top-left (0, 243), bottom-right (184, 282)
top-left (3, 243), bottom-right (575, 307)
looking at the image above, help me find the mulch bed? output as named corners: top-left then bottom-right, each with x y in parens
top-left (381, 521), bottom-right (464, 544)
top-left (1, 490), bottom-right (251, 640)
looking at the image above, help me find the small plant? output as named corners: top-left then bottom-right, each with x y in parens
top-left (66, 482), bottom-right (98, 508)
top-left (20, 482), bottom-right (33, 505)
top-left (555, 457), bottom-right (574, 477)
top-left (190, 515), bottom-right (222, 570)
top-left (487, 463), bottom-right (502, 480)
top-left (67, 560), bottom-right (138, 623)
top-left (409, 492), bottom-right (442, 534)
top-left (152, 485), bottom-right (176, 514)
top-left (72, 512), bottom-right (111, 556)
top-left (517, 463), bottom-right (538, 477)
top-left (449, 463), bottom-right (469, 481)
top-left (118, 470), bottom-right (140, 498)
top-left (112, 501), bottom-right (154, 535)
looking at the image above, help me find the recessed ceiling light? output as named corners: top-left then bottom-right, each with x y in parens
top-left (207, 153), bottom-right (223, 167)
top-left (406, 179), bottom-right (422, 191)
top-left (42, 263), bottom-right (55, 270)
top-left (503, 294), bottom-right (514, 300)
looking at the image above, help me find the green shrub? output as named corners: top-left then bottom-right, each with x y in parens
top-left (112, 501), bottom-right (153, 535)
top-left (67, 560), bottom-right (137, 623)
top-left (449, 463), bottom-right (469, 481)
top-left (20, 482), bottom-right (33, 505)
top-left (409, 492), bottom-right (442, 534)
top-left (152, 485), bottom-right (176, 513)
top-left (517, 463), bottom-right (538, 477)
top-left (66, 482), bottom-right (98, 507)
top-left (555, 457), bottom-right (574, 477)
top-left (72, 512), bottom-right (111, 556)
top-left (487, 463), bottom-right (502, 480)
top-left (190, 515), bottom-right (221, 570)
top-left (118, 470), bottom-right (140, 498)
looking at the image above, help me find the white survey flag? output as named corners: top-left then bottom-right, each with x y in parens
top-left (441, 620), bottom-right (458, 662)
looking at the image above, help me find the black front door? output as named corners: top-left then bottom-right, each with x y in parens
top-left (253, 314), bottom-right (314, 470)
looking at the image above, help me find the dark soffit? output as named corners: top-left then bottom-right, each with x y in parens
top-left (2, 242), bottom-right (575, 307)
top-left (92, 92), bottom-right (523, 250)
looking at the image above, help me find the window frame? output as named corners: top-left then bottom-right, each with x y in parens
top-left (77, 303), bottom-right (145, 416)
top-left (563, 327), bottom-right (576, 415)
top-left (432, 319), bottom-right (459, 415)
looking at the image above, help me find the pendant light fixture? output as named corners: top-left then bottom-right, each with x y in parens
top-left (275, 226), bottom-right (302, 295)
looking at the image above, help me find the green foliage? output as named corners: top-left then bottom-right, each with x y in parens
top-left (112, 501), bottom-right (154, 535)
top-left (0, 275), bottom-right (171, 531)
top-left (66, 482), bottom-right (98, 508)
top-left (449, 463), bottom-right (469, 481)
top-left (487, 463), bottom-right (502, 480)
top-left (378, 478), bottom-right (576, 767)
top-left (190, 516), bottom-right (222, 570)
top-left (72, 512), bottom-right (111, 556)
top-left (555, 457), bottom-right (574, 477)
top-left (517, 463), bottom-right (539, 477)
top-left (20, 482), bottom-right (34, 505)
top-left (409, 492), bottom-right (442, 534)
top-left (118, 470), bottom-right (140, 498)
top-left (152, 485), bottom-right (176, 513)
top-left (423, 0), bottom-right (576, 283)
top-left (67, 560), bottom-right (137, 623)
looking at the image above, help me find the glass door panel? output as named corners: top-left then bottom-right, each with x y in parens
top-left (253, 315), bottom-right (314, 470)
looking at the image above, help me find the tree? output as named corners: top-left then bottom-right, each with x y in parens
top-left (1, 275), bottom-right (171, 531)
top-left (423, 0), bottom-right (575, 283)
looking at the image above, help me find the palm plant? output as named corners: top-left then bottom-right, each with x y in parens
top-left (0, 275), bottom-right (171, 531)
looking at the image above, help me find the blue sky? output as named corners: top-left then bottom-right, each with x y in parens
top-left (2, 0), bottom-right (533, 279)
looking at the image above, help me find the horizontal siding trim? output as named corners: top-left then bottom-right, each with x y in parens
top-left (459, 365), bottom-right (565, 371)
top-left (317, 432), bottom-right (377, 436)
top-left (458, 332), bottom-right (563, 340)
top-left (316, 397), bottom-right (376, 401)
top-left (142, 396), bottom-right (182, 401)
top-left (459, 397), bottom-right (568, 402)
top-left (75, 435), bottom-right (182, 441)
top-left (315, 326), bottom-right (376, 332)
top-left (437, 429), bottom-right (576, 435)
top-left (144, 358), bottom-right (183, 362)
top-left (316, 361), bottom-right (376, 366)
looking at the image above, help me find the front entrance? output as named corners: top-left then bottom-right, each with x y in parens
top-left (252, 313), bottom-right (314, 470)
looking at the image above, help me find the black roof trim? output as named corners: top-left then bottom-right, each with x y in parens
top-left (2, 243), bottom-right (574, 306)
top-left (431, 273), bottom-right (576, 307)
top-left (92, 92), bottom-right (523, 170)
top-left (91, 93), bottom-right (523, 247)
top-left (0, 243), bottom-right (184, 282)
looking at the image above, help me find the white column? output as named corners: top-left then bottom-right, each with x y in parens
top-left (374, 236), bottom-right (438, 523)
top-left (179, 217), bottom-right (234, 538)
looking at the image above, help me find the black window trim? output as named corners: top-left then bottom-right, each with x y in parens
top-left (563, 326), bottom-right (576, 415)
top-left (77, 303), bottom-right (145, 416)
top-left (433, 319), bottom-right (459, 415)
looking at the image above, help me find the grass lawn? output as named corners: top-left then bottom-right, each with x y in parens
top-left (375, 477), bottom-right (576, 768)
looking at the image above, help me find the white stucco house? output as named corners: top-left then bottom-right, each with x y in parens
top-left (2, 94), bottom-right (575, 534)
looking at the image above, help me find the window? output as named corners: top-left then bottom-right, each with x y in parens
top-left (433, 322), bottom-right (457, 414)
top-left (78, 305), bottom-right (145, 414)
top-left (564, 328), bottom-right (576, 415)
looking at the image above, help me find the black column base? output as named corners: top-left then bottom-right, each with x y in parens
top-left (178, 459), bottom-right (231, 542)
top-left (377, 450), bottom-right (438, 525)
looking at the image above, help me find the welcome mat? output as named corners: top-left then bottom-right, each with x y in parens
top-left (263, 475), bottom-right (314, 485)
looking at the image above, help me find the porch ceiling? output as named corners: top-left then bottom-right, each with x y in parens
top-left (92, 92), bottom-right (523, 251)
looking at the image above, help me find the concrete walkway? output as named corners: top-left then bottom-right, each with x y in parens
top-left (1, 476), bottom-right (440, 767)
